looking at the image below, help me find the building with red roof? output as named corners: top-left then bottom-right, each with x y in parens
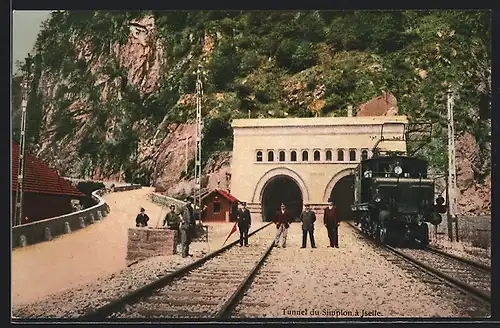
top-left (200, 189), bottom-right (240, 222)
top-left (11, 141), bottom-right (86, 225)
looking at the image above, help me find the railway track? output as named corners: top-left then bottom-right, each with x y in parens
top-left (81, 223), bottom-right (275, 320)
top-left (345, 221), bottom-right (491, 306)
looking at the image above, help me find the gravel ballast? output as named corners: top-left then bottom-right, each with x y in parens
top-left (234, 222), bottom-right (487, 318)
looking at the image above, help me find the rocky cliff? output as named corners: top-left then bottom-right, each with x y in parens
top-left (12, 11), bottom-right (490, 214)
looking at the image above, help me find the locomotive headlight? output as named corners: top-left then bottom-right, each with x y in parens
top-left (374, 196), bottom-right (381, 203)
top-left (394, 165), bottom-right (403, 175)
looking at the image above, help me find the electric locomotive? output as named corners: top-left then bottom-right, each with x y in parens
top-left (351, 150), bottom-right (446, 247)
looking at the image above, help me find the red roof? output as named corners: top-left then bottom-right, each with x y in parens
top-left (202, 189), bottom-right (239, 203)
top-left (12, 141), bottom-right (85, 197)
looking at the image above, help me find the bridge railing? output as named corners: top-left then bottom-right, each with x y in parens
top-left (11, 183), bottom-right (143, 249)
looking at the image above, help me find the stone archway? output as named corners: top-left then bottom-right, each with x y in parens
top-left (261, 175), bottom-right (303, 222)
top-left (323, 167), bottom-right (356, 202)
top-left (252, 167), bottom-right (310, 204)
top-left (329, 175), bottom-right (355, 221)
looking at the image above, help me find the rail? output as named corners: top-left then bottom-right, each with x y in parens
top-left (345, 221), bottom-right (491, 305)
top-left (80, 222), bottom-right (274, 320)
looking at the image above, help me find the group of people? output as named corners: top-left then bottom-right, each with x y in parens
top-left (273, 200), bottom-right (340, 249)
top-left (135, 197), bottom-right (340, 256)
top-left (135, 197), bottom-right (198, 258)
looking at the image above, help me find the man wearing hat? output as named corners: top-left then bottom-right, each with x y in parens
top-left (236, 201), bottom-right (252, 247)
top-left (164, 204), bottom-right (181, 230)
top-left (300, 203), bottom-right (316, 248)
top-left (136, 208), bottom-right (150, 227)
top-left (180, 197), bottom-right (195, 257)
top-left (324, 199), bottom-right (339, 248)
top-left (164, 204), bottom-right (181, 253)
top-left (274, 203), bottom-right (293, 248)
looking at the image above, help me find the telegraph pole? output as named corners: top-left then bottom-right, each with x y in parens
top-left (447, 88), bottom-right (458, 242)
top-left (14, 57), bottom-right (34, 226)
top-left (194, 64), bottom-right (204, 223)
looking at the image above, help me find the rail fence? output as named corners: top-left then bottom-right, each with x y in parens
top-left (429, 215), bottom-right (491, 258)
top-left (12, 183), bottom-right (142, 249)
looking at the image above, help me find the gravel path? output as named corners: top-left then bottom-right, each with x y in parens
top-left (12, 187), bottom-right (266, 318)
top-left (233, 222), bottom-right (483, 318)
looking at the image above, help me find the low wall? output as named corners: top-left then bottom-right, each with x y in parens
top-left (430, 215), bottom-right (491, 248)
top-left (149, 192), bottom-right (186, 209)
top-left (12, 189), bottom-right (109, 248)
top-left (11, 183), bottom-right (143, 248)
top-left (112, 184), bottom-right (142, 192)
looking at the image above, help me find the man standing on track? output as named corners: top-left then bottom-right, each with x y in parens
top-left (324, 199), bottom-right (340, 248)
top-left (274, 203), bottom-right (293, 248)
top-left (300, 203), bottom-right (316, 248)
top-left (236, 201), bottom-right (251, 247)
top-left (180, 197), bottom-right (195, 258)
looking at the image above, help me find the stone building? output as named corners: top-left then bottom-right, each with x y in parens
top-left (230, 115), bottom-right (408, 221)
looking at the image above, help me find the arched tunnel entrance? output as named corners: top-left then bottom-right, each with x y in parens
top-left (329, 175), bottom-right (355, 221)
top-left (262, 175), bottom-right (303, 222)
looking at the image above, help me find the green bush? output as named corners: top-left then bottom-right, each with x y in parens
top-left (77, 181), bottom-right (106, 196)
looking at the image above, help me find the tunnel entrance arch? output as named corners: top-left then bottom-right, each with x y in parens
top-left (261, 175), bottom-right (303, 222)
top-left (329, 175), bottom-right (355, 221)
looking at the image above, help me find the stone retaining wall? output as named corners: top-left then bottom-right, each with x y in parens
top-left (11, 183), bottom-right (142, 249)
top-left (430, 215), bottom-right (491, 248)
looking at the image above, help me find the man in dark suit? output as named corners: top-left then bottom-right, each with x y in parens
top-left (180, 197), bottom-right (195, 258)
top-left (324, 199), bottom-right (340, 248)
top-left (236, 201), bottom-right (251, 247)
top-left (274, 203), bottom-right (293, 248)
top-left (135, 208), bottom-right (149, 227)
top-left (300, 203), bottom-right (316, 248)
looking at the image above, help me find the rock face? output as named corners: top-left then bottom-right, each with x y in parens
top-left (455, 132), bottom-right (491, 216)
top-left (356, 92), bottom-right (398, 117)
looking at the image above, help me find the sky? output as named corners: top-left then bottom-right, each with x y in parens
top-left (12, 10), bottom-right (53, 75)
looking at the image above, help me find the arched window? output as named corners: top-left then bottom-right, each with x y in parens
top-left (268, 151), bottom-right (274, 162)
top-left (349, 149), bottom-right (356, 161)
top-left (326, 150), bottom-right (332, 161)
top-left (361, 149), bottom-right (368, 161)
top-left (291, 151), bottom-right (297, 162)
top-left (302, 150), bottom-right (309, 161)
top-left (279, 151), bottom-right (285, 162)
top-left (337, 149), bottom-right (344, 161)
top-left (314, 150), bottom-right (320, 161)
top-left (256, 151), bottom-right (262, 162)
